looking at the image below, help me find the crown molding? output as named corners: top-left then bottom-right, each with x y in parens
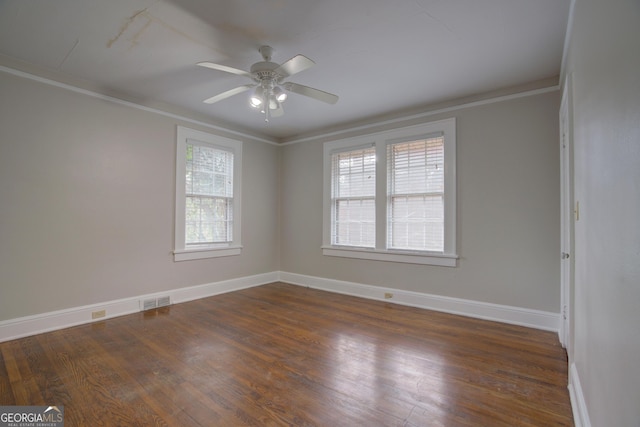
top-left (0, 61), bottom-right (279, 146)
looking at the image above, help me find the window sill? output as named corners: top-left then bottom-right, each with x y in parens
top-left (321, 246), bottom-right (458, 267)
top-left (174, 246), bottom-right (242, 262)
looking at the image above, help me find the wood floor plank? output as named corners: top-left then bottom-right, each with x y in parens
top-left (0, 348), bottom-right (14, 405)
top-left (1, 340), bottom-right (46, 405)
top-left (0, 282), bottom-right (573, 426)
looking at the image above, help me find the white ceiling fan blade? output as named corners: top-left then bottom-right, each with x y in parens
top-left (197, 62), bottom-right (253, 78)
top-left (275, 55), bottom-right (315, 78)
top-left (283, 82), bottom-right (339, 104)
top-left (203, 84), bottom-right (255, 104)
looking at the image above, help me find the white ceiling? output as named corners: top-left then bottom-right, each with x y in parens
top-left (0, 0), bottom-right (570, 142)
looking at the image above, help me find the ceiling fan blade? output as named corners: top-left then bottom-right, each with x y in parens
top-left (197, 62), bottom-right (253, 78)
top-left (283, 82), bottom-right (339, 104)
top-left (203, 84), bottom-right (255, 104)
top-left (275, 55), bottom-right (315, 78)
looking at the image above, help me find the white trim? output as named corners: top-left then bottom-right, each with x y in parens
top-left (559, 72), bottom-right (575, 350)
top-left (0, 64), bottom-right (278, 146)
top-left (0, 271), bottom-right (562, 341)
top-left (171, 272), bottom-right (277, 303)
top-left (281, 86), bottom-right (559, 146)
top-left (322, 247), bottom-right (457, 267)
top-left (0, 64), bottom-right (559, 148)
top-left (0, 272), bottom-right (278, 343)
top-left (173, 246), bottom-right (242, 261)
top-left (568, 363), bottom-right (592, 427)
top-left (559, 0), bottom-right (577, 85)
top-left (278, 272), bottom-right (560, 331)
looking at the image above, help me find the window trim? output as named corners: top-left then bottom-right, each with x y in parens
top-left (174, 126), bottom-right (242, 262)
top-left (322, 118), bottom-right (457, 267)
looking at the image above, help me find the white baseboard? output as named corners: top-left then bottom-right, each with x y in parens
top-left (0, 270), bottom-right (560, 342)
top-left (278, 271), bottom-right (560, 332)
top-left (568, 362), bottom-right (592, 427)
top-left (0, 272), bottom-right (278, 343)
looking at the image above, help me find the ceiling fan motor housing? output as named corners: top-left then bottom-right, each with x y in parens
top-left (250, 61), bottom-right (283, 84)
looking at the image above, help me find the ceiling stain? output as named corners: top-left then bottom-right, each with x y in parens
top-left (145, 13), bottom-right (219, 50)
top-left (107, 5), bottom-right (228, 57)
top-left (130, 17), bottom-right (152, 49)
top-left (107, 9), bottom-right (148, 49)
top-left (214, 21), bottom-right (267, 44)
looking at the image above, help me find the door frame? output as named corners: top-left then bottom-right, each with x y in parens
top-left (559, 73), bottom-right (575, 353)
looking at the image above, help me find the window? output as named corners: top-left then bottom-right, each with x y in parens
top-left (331, 146), bottom-right (376, 248)
top-left (174, 126), bottom-right (242, 261)
top-left (323, 118), bottom-right (457, 267)
top-left (387, 136), bottom-right (444, 252)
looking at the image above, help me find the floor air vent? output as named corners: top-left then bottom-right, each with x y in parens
top-left (141, 296), bottom-right (171, 311)
top-left (157, 296), bottom-right (171, 308)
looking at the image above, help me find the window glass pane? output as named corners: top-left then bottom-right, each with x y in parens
top-left (334, 198), bottom-right (376, 247)
top-left (389, 195), bottom-right (443, 251)
top-left (186, 143), bottom-right (233, 197)
top-left (332, 147), bottom-right (376, 198)
top-left (388, 136), bottom-right (444, 251)
top-left (185, 142), bottom-right (234, 246)
top-left (331, 146), bottom-right (376, 247)
top-left (186, 196), bottom-right (233, 245)
top-left (389, 138), bottom-right (443, 194)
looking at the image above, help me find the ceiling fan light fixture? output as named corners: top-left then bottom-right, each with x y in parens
top-left (268, 96), bottom-right (279, 110)
top-left (249, 87), bottom-right (264, 108)
top-left (273, 86), bottom-right (287, 102)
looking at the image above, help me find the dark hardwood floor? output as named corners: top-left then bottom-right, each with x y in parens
top-left (0, 282), bottom-right (573, 426)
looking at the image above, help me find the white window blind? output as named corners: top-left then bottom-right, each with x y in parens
top-left (185, 142), bottom-right (234, 246)
top-left (330, 146), bottom-right (376, 247)
top-left (322, 118), bottom-right (456, 266)
top-left (387, 135), bottom-right (444, 251)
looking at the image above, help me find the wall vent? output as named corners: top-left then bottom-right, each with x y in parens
top-left (157, 296), bottom-right (171, 308)
top-left (140, 296), bottom-right (171, 311)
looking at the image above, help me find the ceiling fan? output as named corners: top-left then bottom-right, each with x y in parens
top-left (197, 46), bottom-right (339, 122)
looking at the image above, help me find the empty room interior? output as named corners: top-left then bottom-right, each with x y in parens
top-left (0, 0), bottom-right (638, 426)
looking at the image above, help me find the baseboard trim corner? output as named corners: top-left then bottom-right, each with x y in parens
top-left (1, 271), bottom-right (559, 342)
top-left (278, 271), bottom-right (560, 332)
top-left (0, 271), bottom-right (278, 343)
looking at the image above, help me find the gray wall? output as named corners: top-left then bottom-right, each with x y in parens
top-left (0, 71), bottom-right (280, 321)
top-left (1, 58), bottom-right (564, 326)
top-left (563, 0), bottom-right (640, 425)
top-left (280, 91), bottom-right (561, 312)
